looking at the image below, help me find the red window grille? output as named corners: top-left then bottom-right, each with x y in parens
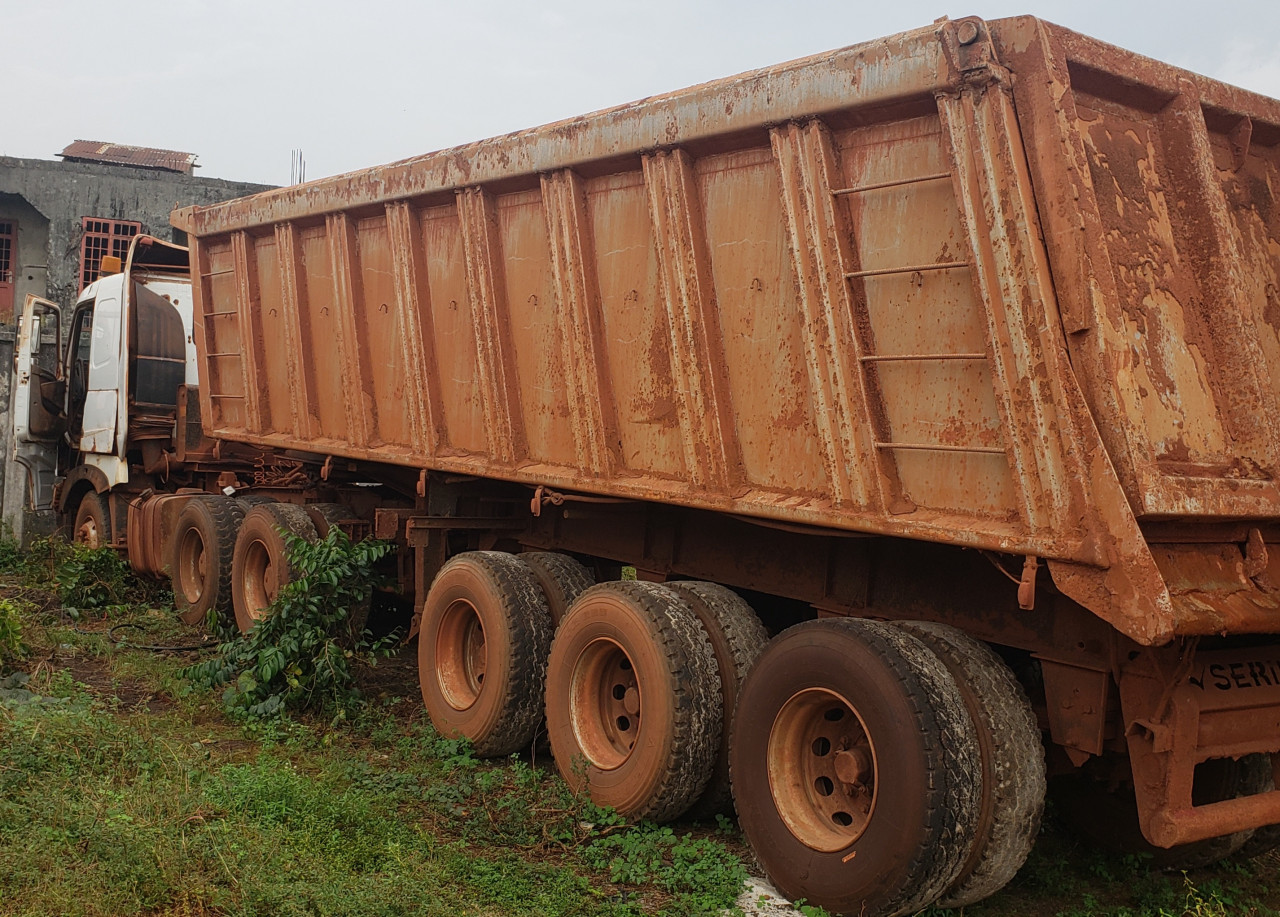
top-left (80, 218), bottom-right (141, 291)
top-left (0, 220), bottom-right (14, 316)
top-left (0, 221), bottom-right (13, 284)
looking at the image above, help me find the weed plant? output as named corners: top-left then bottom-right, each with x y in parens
top-left (0, 598), bottom-right (28, 663)
top-left (8, 536), bottom-right (172, 614)
top-left (184, 528), bottom-right (397, 717)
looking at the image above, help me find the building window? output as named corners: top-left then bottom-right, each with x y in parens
top-left (0, 220), bottom-right (13, 284)
top-left (80, 218), bottom-right (141, 291)
top-left (0, 220), bottom-right (14, 316)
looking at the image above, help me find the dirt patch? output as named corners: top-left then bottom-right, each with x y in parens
top-left (54, 647), bottom-right (173, 713)
top-left (355, 640), bottom-right (420, 701)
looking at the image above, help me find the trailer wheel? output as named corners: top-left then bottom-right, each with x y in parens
top-left (419, 551), bottom-right (554, 757)
top-left (664, 580), bottom-right (768, 818)
top-left (304, 503), bottom-right (359, 538)
top-left (230, 502), bottom-right (318, 632)
top-left (894, 621), bottom-right (1045, 906)
top-left (1056, 754), bottom-right (1269, 868)
top-left (546, 581), bottom-right (721, 822)
top-left (731, 618), bottom-right (980, 917)
top-left (73, 491), bottom-right (110, 548)
top-left (519, 552), bottom-right (595, 626)
top-left (171, 496), bottom-right (246, 629)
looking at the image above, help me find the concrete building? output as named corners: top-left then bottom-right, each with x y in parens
top-left (1, 142), bottom-right (273, 541)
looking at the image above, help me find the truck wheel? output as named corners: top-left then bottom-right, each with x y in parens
top-left (230, 502), bottom-right (318, 632)
top-left (665, 580), bottom-right (768, 818)
top-left (1056, 754), bottom-right (1269, 868)
top-left (545, 581), bottom-right (721, 822)
top-left (894, 621), bottom-right (1045, 906)
top-left (171, 496), bottom-right (246, 628)
top-left (731, 618), bottom-right (981, 917)
top-left (73, 491), bottom-right (110, 548)
top-left (304, 503), bottom-right (359, 537)
top-left (519, 551), bottom-right (595, 625)
top-left (419, 551), bottom-right (554, 757)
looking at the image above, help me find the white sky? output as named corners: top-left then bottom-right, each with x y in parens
top-left (6, 0), bottom-right (1280, 186)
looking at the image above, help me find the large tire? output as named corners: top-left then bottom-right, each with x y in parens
top-left (230, 502), bottom-right (317, 632)
top-left (1056, 754), bottom-right (1269, 868)
top-left (419, 551), bottom-right (554, 757)
top-left (665, 580), bottom-right (768, 818)
top-left (73, 491), bottom-right (110, 548)
top-left (546, 581), bottom-right (722, 822)
top-left (731, 618), bottom-right (981, 917)
top-left (520, 551), bottom-right (595, 626)
top-left (170, 496), bottom-right (246, 629)
top-left (894, 621), bottom-right (1045, 907)
top-left (304, 502), bottom-right (361, 537)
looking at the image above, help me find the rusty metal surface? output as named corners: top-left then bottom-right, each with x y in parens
top-left (174, 17), bottom-right (1280, 647)
top-left (1120, 643), bottom-right (1280, 846)
top-left (994, 19), bottom-right (1280, 525)
top-left (59, 140), bottom-right (197, 174)
top-left (125, 492), bottom-right (196, 578)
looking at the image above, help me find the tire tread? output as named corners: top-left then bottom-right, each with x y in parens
top-left (895, 621), bottom-right (1045, 907)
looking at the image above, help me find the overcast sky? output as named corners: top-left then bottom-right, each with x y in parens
top-left (7, 0), bottom-right (1280, 186)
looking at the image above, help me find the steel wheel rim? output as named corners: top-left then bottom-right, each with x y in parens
top-left (77, 516), bottom-right (101, 549)
top-left (243, 539), bottom-right (275, 622)
top-left (177, 527), bottom-right (208, 605)
top-left (568, 637), bottom-right (640, 770)
top-left (767, 687), bottom-right (878, 852)
top-left (437, 599), bottom-right (487, 710)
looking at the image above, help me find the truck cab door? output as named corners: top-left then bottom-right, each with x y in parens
top-left (75, 287), bottom-right (123, 454)
top-left (12, 294), bottom-right (64, 510)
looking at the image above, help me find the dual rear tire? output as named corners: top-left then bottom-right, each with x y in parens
top-left (418, 558), bottom-right (767, 822)
top-left (730, 618), bottom-right (1045, 917)
top-left (733, 619), bottom-right (980, 917)
top-left (169, 498), bottom-right (332, 634)
top-left (416, 555), bottom-right (1046, 916)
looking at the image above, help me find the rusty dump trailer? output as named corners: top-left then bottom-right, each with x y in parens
top-left (162, 14), bottom-right (1280, 915)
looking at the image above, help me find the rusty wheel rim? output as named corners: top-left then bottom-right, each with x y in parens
top-left (568, 637), bottom-right (641, 771)
top-left (177, 527), bottom-right (208, 605)
top-left (767, 687), bottom-right (878, 852)
top-left (76, 517), bottom-right (101, 549)
top-left (436, 599), bottom-right (487, 710)
top-left (242, 538), bottom-right (276, 622)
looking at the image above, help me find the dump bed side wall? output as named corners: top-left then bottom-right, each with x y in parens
top-left (187, 21), bottom-right (1092, 558)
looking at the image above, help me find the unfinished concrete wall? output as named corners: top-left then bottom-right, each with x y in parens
top-left (0, 156), bottom-right (270, 308)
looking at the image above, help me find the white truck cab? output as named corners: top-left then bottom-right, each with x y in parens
top-left (12, 237), bottom-right (194, 516)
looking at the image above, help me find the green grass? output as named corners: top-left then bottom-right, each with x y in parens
top-left (6, 543), bottom-right (1280, 917)
top-left (0, 546), bottom-right (747, 917)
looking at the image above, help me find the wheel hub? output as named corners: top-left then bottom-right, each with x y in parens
top-left (178, 529), bottom-right (208, 604)
top-left (77, 518), bottom-right (100, 549)
top-left (436, 599), bottom-right (488, 710)
top-left (243, 539), bottom-right (274, 622)
top-left (767, 687), bottom-right (878, 852)
top-left (569, 637), bottom-right (640, 770)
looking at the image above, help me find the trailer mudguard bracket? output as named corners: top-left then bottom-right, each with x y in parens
top-left (1121, 644), bottom-right (1280, 847)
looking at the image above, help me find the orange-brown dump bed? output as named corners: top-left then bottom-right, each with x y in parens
top-left (174, 17), bottom-right (1280, 645)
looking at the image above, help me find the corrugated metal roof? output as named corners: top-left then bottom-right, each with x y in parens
top-left (57, 140), bottom-right (198, 173)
